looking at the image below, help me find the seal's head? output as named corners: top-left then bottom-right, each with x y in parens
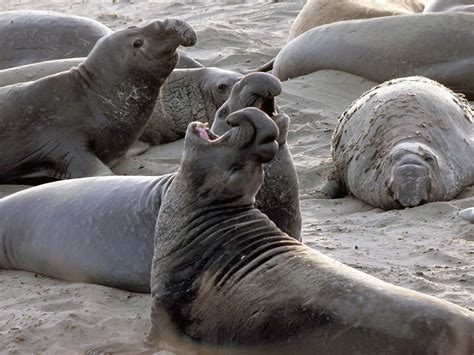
top-left (201, 68), bottom-right (242, 117)
top-left (387, 141), bottom-right (441, 207)
top-left (212, 73), bottom-right (282, 139)
top-left (181, 107), bottom-right (279, 206)
top-left (85, 18), bottom-right (196, 81)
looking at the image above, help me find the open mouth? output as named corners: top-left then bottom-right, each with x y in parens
top-left (193, 122), bottom-right (220, 141)
top-left (252, 96), bottom-right (278, 118)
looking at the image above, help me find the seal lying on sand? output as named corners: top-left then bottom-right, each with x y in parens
top-left (0, 73), bottom-right (301, 292)
top-left (272, 13), bottom-right (474, 99)
top-left (140, 108), bottom-right (474, 354)
top-left (322, 76), bottom-right (474, 209)
top-left (0, 10), bottom-right (111, 70)
top-left (0, 19), bottom-right (196, 183)
top-left (0, 59), bottom-right (240, 147)
top-left (288, 0), bottom-right (423, 41)
top-left (0, 10), bottom-right (201, 70)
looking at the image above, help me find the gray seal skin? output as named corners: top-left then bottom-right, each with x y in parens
top-left (0, 73), bottom-right (299, 292)
top-left (0, 60), bottom-right (240, 147)
top-left (0, 10), bottom-right (200, 71)
top-left (212, 72), bottom-right (301, 241)
top-left (424, 0), bottom-right (474, 13)
top-left (459, 207), bottom-right (474, 223)
top-left (145, 108), bottom-right (474, 354)
top-left (0, 19), bottom-right (197, 183)
top-left (323, 76), bottom-right (474, 210)
top-left (0, 10), bottom-right (112, 70)
top-left (273, 13), bottom-right (474, 99)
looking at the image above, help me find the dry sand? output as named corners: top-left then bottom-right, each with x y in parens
top-left (0, 1), bottom-right (472, 353)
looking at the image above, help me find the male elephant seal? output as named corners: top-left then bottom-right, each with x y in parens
top-left (273, 13), bottom-right (474, 99)
top-left (0, 10), bottom-right (111, 70)
top-left (136, 108), bottom-right (474, 354)
top-left (0, 19), bottom-right (196, 182)
top-left (322, 76), bottom-right (474, 209)
top-left (0, 73), bottom-right (300, 292)
top-left (0, 59), bottom-right (240, 146)
top-left (288, 0), bottom-right (423, 41)
top-left (0, 10), bottom-right (201, 70)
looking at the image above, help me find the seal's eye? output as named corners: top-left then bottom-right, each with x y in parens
top-left (217, 84), bottom-right (228, 92)
top-left (424, 156), bottom-right (434, 163)
top-left (219, 107), bottom-right (228, 118)
top-left (133, 39), bottom-right (144, 48)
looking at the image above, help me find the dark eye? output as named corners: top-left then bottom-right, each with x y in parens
top-left (133, 39), bottom-right (144, 48)
top-left (217, 84), bottom-right (228, 92)
top-left (219, 107), bottom-right (228, 118)
top-left (424, 156), bottom-right (434, 163)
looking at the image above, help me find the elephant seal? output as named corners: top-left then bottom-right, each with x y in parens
top-left (0, 10), bottom-right (201, 71)
top-left (0, 73), bottom-right (300, 292)
top-left (0, 10), bottom-right (111, 70)
top-left (212, 72), bottom-right (301, 241)
top-left (273, 13), bottom-right (474, 99)
top-left (460, 207), bottom-right (474, 223)
top-left (0, 59), bottom-right (240, 146)
top-left (322, 76), bottom-right (474, 209)
top-left (424, 0), bottom-right (474, 13)
top-left (140, 108), bottom-right (474, 354)
top-left (0, 19), bottom-right (196, 183)
top-left (288, 0), bottom-right (423, 41)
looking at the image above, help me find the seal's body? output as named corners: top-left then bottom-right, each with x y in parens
top-left (0, 19), bottom-right (196, 182)
top-left (323, 77), bottom-right (474, 209)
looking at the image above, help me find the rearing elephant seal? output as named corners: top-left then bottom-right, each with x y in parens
top-left (139, 108), bottom-right (474, 354)
top-left (0, 73), bottom-right (301, 292)
top-left (322, 76), bottom-right (474, 209)
top-left (0, 19), bottom-right (196, 182)
top-left (273, 13), bottom-right (474, 99)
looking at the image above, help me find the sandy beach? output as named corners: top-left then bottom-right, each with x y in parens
top-left (0, 1), bottom-right (472, 353)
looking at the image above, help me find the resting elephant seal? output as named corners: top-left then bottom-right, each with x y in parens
top-left (460, 207), bottom-right (474, 223)
top-left (322, 76), bottom-right (474, 209)
top-left (424, 0), bottom-right (474, 13)
top-left (0, 59), bottom-right (240, 147)
top-left (273, 13), bottom-right (474, 99)
top-left (0, 10), bottom-right (200, 70)
top-left (0, 19), bottom-right (196, 183)
top-left (288, 0), bottom-right (424, 41)
top-left (0, 73), bottom-right (300, 292)
top-left (141, 108), bottom-right (474, 354)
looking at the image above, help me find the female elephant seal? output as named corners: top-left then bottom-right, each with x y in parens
top-left (0, 19), bottom-right (196, 182)
top-left (0, 73), bottom-right (300, 292)
top-left (322, 76), bottom-right (474, 209)
top-left (0, 59), bottom-right (241, 146)
top-left (135, 108), bottom-right (474, 354)
top-left (273, 13), bottom-right (474, 99)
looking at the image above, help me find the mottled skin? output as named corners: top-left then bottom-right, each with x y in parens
top-left (288, 0), bottom-right (424, 41)
top-left (145, 108), bottom-right (474, 354)
top-left (323, 76), bottom-right (474, 209)
top-left (212, 72), bottom-right (301, 240)
top-left (0, 74), bottom-right (300, 292)
top-left (0, 19), bottom-right (196, 183)
top-left (0, 10), bottom-right (111, 70)
top-left (141, 67), bottom-right (241, 145)
top-left (0, 60), bottom-right (240, 147)
top-left (273, 13), bottom-right (474, 99)
top-left (0, 10), bottom-right (200, 70)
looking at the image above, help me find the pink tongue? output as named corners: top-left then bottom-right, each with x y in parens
top-left (197, 127), bottom-right (210, 140)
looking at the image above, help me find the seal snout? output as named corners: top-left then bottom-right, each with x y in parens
top-left (391, 163), bottom-right (431, 207)
top-left (155, 18), bottom-right (197, 47)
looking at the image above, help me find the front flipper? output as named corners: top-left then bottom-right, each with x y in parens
top-left (319, 168), bottom-right (346, 199)
top-left (64, 150), bottom-right (113, 179)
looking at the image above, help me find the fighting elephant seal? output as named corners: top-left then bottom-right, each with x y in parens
top-left (288, 0), bottom-right (423, 41)
top-left (0, 10), bottom-right (201, 70)
top-left (0, 59), bottom-right (240, 146)
top-left (322, 76), bottom-right (474, 209)
top-left (273, 13), bottom-right (474, 99)
top-left (136, 108), bottom-right (474, 354)
top-left (0, 73), bottom-right (300, 292)
top-left (0, 19), bottom-right (196, 183)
